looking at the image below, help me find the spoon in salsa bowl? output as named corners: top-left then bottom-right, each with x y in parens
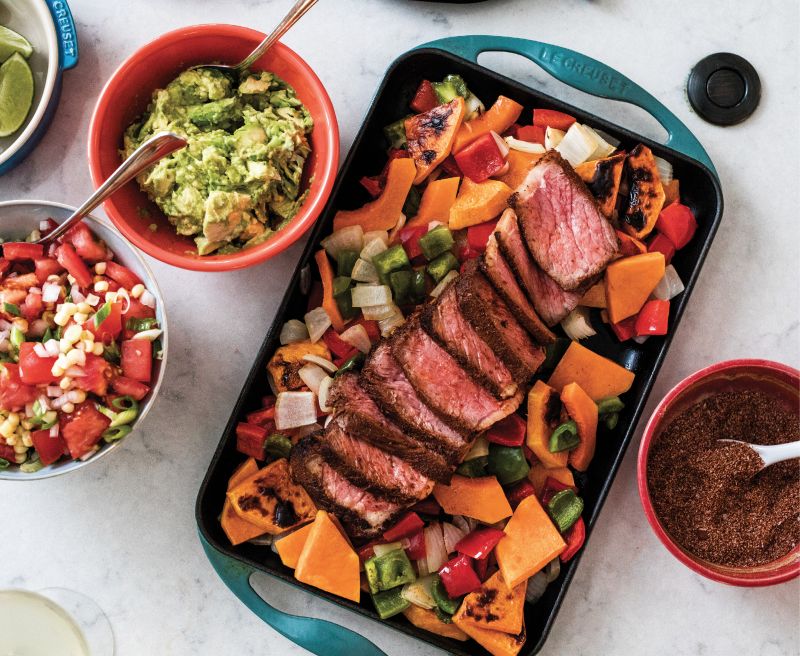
top-left (188, 0), bottom-right (317, 76)
top-left (718, 438), bottom-right (800, 471)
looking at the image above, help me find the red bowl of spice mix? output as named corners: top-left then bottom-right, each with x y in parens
top-left (638, 359), bottom-right (799, 586)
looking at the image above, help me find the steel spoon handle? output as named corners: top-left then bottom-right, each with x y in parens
top-left (40, 132), bottom-right (187, 244)
top-left (754, 440), bottom-right (800, 468)
top-left (235, 0), bottom-right (318, 72)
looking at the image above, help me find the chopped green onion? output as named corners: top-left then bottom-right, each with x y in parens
top-left (111, 395), bottom-right (138, 412)
top-left (10, 326), bottom-right (24, 350)
top-left (0, 457), bottom-right (9, 469)
top-left (103, 425), bottom-right (132, 443)
top-left (109, 408), bottom-right (137, 428)
top-left (549, 420), bottom-right (580, 453)
top-left (102, 342), bottom-right (120, 364)
top-left (20, 454), bottom-right (43, 473)
top-left (418, 226), bottom-right (454, 261)
top-left (96, 405), bottom-right (117, 421)
top-left (547, 489), bottom-right (584, 533)
top-left (3, 302), bottom-right (20, 317)
top-left (125, 317), bottom-right (158, 332)
top-left (426, 252), bottom-right (458, 283)
top-left (93, 301), bottom-right (113, 328)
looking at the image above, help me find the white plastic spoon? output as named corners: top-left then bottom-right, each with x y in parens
top-left (719, 439), bottom-right (800, 470)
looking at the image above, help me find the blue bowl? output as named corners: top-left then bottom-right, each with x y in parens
top-left (0, 0), bottom-right (78, 175)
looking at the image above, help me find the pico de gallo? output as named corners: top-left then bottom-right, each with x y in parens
top-left (221, 73), bottom-right (697, 656)
top-left (0, 219), bottom-right (161, 473)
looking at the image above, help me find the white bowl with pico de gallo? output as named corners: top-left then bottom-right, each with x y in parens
top-left (0, 201), bottom-right (167, 479)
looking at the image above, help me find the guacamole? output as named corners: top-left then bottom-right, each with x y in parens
top-left (124, 68), bottom-right (313, 255)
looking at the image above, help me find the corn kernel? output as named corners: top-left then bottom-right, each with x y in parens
top-left (82, 339), bottom-right (94, 351)
top-left (7, 413), bottom-right (19, 428)
top-left (42, 311), bottom-right (56, 327)
top-left (59, 377), bottom-right (72, 390)
top-left (5, 434), bottom-right (17, 446)
top-left (55, 354), bottom-right (69, 370)
top-left (80, 330), bottom-right (93, 341)
top-left (21, 420), bottom-right (32, 431)
top-left (62, 402), bottom-right (75, 414)
top-left (105, 292), bottom-right (118, 303)
top-left (13, 443), bottom-right (27, 454)
top-left (131, 284), bottom-right (145, 299)
top-left (92, 342), bottom-right (104, 356)
top-left (15, 453), bottom-right (26, 464)
top-left (94, 281), bottom-right (109, 293)
top-left (51, 365), bottom-right (65, 378)
top-left (54, 312), bottom-right (69, 327)
top-left (77, 302), bottom-right (92, 314)
top-left (22, 434), bottom-right (32, 448)
top-left (0, 424), bottom-right (13, 440)
top-left (64, 324), bottom-right (82, 344)
top-left (66, 349), bottom-right (85, 367)
top-left (94, 262), bottom-right (107, 275)
top-left (67, 390), bottom-right (86, 404)
top-left (73, 312), bottom-right (88, 324)
top-left (12, 318), bottom-right (28, 333)
top-left (59, 338), bottom-right (71, 353)
top-left (46, 274), bottom-right (60, 283)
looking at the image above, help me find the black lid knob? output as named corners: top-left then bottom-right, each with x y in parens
top-left (687, 53), bottom-right (761, 126)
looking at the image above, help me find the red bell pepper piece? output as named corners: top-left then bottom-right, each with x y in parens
top-left (610, 316), bottom-right (637, 342)
top-left (332, 346), bottom-right (359, 368)
top-left (474, 554), bottom-right (490, 581)
top-left (438, 554), bottom-right (482, 598)
top-left (3, 242), bottom-right (44, 261)
top-left (411, 496), bottom-right (441, 516)
top-left (559, 516), bottom-right (586, 562)
top-left (357, 540), bottom-right (381, 563)
top-left (648, 233), bottom-right (675, 265)
top-left (439, 155), bottom-right (462, 178)
top-left (540, 477), bottom-right (578, 505)
top-left (247, 405), bottom-right (276, 427)
top-left (456, 245), bottom-right (481, 263)
top-left (455, 527), bottom-right (506, 560)
top-left (405, 529), bottom-right (426, 560)
top-left (656, 202), bottom-right (697, 249)
top-left (353, 318), bottom-right (380, 343)
top-left (322, 328), bottom-right (353, 360)
top-left (30, 428), bottom-right (67, 466)
top-left (399, 225), bottom-right (428, 261)
top-left (384, 512), bottom-right (425, 542)
top-left (515, 124), bottom-right (546, 145)
top-left (507, 479), bottom-right (537, 509)
top-left (485, 413), bottom-right (526, 446)
top-left (532, 108), bottom-right (576, 131)
top-left (306, 281), bottom-right (323, 313)
top-left (410, 80), bottom-right (439, 114)
top-left (359, 175), bottom-right (383, 199)
top-left (236, 422), bottom-right (269, 460)
top-left (466, 219), bottom-right (499, 252)
top-left (635, 299), bottom-right (670, 336)
top-left (503, 123), bottom-right (522, 138)
top-left (454, 132), bottom-right (507, 183)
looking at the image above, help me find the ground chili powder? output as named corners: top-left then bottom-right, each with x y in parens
top-left (647, 389), bottom-right (799, 567)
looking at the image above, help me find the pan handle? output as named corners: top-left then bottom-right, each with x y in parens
top-left (200, 533), bottom-right (388, 656)
top-left (418, 35), bottom-right (717, 176)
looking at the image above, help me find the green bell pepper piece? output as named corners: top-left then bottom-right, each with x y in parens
top-left (333, 276), bottom-right (358, 320)
top-left (542, 337), bottom-right (571, 371)
top-left (549, 420), bottom-right (580, 453)
top-left (430, 574), bottom-right (460, 615)
top-left (389, 270), bottom-right (413, 304)
top-left (418, 225), bottom-right (454, 261)
top-left (487, 444), bottom-right (530, 485)
top-left (411, 270), bottom-right (427, 302)
top-left (364, 548), bottom-right (416, 594)
top-left (372, 245), bottom-right (410, 279)
top-left (265, 433), bottom-right (292, 459)
top-left (402, 186), bottom-right (422, 218)
top-left (456, 455), bottom-right (488, 478)
top-left (604, 413), bottom-right (619, 430)
top-left (336, 250), bottom-right (359, 277)
top-left (427, 252), bottom-right (458, 283)
top-left (383, 117), bottom-right (410, 149)
top-left (371, 587), bottom-right (410, 620)
top-left (597, 396), bottom-right (624, 415)
top-left (547, 489), bottom-right (584, 533)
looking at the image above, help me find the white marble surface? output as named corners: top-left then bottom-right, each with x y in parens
top-left (2, 0), bottom-right (799, 654)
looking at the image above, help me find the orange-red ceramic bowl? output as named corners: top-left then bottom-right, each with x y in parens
top-left (638, 359), bottom-right (800, 586)
top-left (88, 24), bottom-right (339, 272)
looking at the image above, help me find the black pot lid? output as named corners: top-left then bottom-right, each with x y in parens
top-left (687, 53), bottom-right (761, 126)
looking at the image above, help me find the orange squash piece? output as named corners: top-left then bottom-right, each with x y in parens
top-left (663, 178), bottom-right (680, 206)
top-left (315, 249), bottom-right (345, 332)
top-left (405, 97), bottom-right (466, 184)
top-left (452, 571), bottom-right (525, 635)
top-left (496, 150), bottom-right (542, 190)
top-left (453, 95), bottom-right (523, 153)
top-left (274, 522), bottom-right (314, 569)
top-left (548, 341), bottom-right (635, 401)
top-left (403, 605), bottom-right (469, 641)
top-left (578, 281), bottom-right (606, 308)
top-left (615, 230), bottom-right (647, 257)
top-left (528, 463), bottom-right (575, 495)
top-left (406, 176), bottom-right (460, 228)
top-left (453, 612), bottom-right (526, 656)
top-left (526, 380), bottom-right (568, 469)
top-left (561, 382), bottom-right (598, 472)
top-left (333, 157), bottom-right (416, 232)
top-left (621, 144), bottom-right (665, 239)
top-left (449, 178), bottom-right (513, 230)
top-left (495, 495), bottom-right (566, 589)
top-left (221, 458), bottom-right (266, 546)
top-left (433, 475), bottom-right (513, 524)
top-left (227, 458), bottom-right (317, 533)
top-left (295, 510), bottom-right (361, 602)
top-left (605, 251), bottom-right (665, 323)
top-left (574, 153), bottom-right (626, 218)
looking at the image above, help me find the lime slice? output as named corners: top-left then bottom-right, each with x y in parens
top-left (0, 52), bottom-right (34, 137)
top-left (0, 26), bottom-right (33, 62)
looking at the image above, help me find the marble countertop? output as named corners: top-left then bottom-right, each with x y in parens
top-left (2, 0), bottom-right (798, 654)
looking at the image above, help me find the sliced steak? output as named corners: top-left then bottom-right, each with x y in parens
top-left (511, 151), bottom-right (618, 291)
top-left (481, 224), bottom-right (555, 345)
top-left (361, 342), bottom-right (468, 463)
top-left (495, 208), bottom-right (581, 326)
top-left (456, 262), bottom-right (546, 383)
top-left (422, 281), bottom-right (518, 399)
top-left (390, 315), bottom-right (524, 433)
top-left (327, 374), bottom-right (451, 482)
top-left (322, 422), bottom-right (434, 503)
top-left (290, 435), bottom-right (404, 539)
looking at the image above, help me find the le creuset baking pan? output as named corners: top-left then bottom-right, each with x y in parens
top-left (196, 35), bottom-right (723, 656)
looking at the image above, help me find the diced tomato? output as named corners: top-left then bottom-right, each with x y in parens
top-left (406, 529), bottom-right (426, 560)
top-left (121, 297), bottom-right (156, 338)
top-left (322, 328), bottom-right (353, 360)
top-left (34, 257), bottom-right (64, 285)
top-left (656, 202), bottom-right (697, 249)
top-left (21, 292), bottom-right (43, 322)
top-left (559, 516), bottom-right (586, 562)
top-left (610, 316), bottom-right (637, 342)
top-left (236, 422), bottom-right (268, 460)
top-left (73, 354), bottom-right (113, 396)
top-left (383, 512), bottom-right (424, 542)
top-left (399, 225), bottom-right (428, 261)
top-left (55, 243), bottom-right (92, 288)
top-left (411, 496), bottom-right (441, 516)
top-left (0, 442), bottom-right (16, 462)
top-left (532, 108), bottom-right (576, 131)
top-left (3, 242), bottom-right (44, 261)
top-left (410, 79), bottom-right (439, 113)
top-left (64, 222), bottom-right (109, 263)
top-left (455, 527), bottom-right (506, 560)
top-left (648, 233), bottom-right (675, 265)
top-left (635, 299), bottom-right (670, 336)
top-left (353, 318), bottom-right (380, 343)
top-left (454, 132), bottom-right (507, 183)
top-left (516, 124), bottom-right (546, 144)
top-left (39, 218), bottom-right (59, 236)
top-left (60, 401), bottom-right (111, 459)
top-left (18, 343), bottom-right (57, 384)
top-left (121, 340), bottom-right (152, 383)
top-left (359, 175), bottom-right (383, 199)
top-left (507, 479), bottom-right (537, 508)
top-left (104, 260), bottom-right (143, 290)
top-left (439, 154), bottom-right (462, 178)
top-left (485, 413), bottom-right (526, 447)
top-left (438, 554), bottom-right (482, 597)
top-left (110, 376), bottom-right (150, 401)
top-left (466, 219), bottom-right (499, 252)
top-left (84, 301), bottom-right (123, 343)
top-left (246, 406), bottom-right (276, 426)
top-left (0, 363), bottom-right (38, 410)
top-left (30, 428), bottom-right (67, 466)
top-left (0, 258), bottom-right (11, 278)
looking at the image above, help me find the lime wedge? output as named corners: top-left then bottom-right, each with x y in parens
top-left (0, 52), bottom-right (34, 137)
top-left (0, 26), bottom-right (33, 62)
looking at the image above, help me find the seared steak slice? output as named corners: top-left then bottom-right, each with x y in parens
top-left (511, 151), bottom-right (618, 291)
top-left (495, 208), bottom-right (581, 327)
top-left (361, 342), bottom-right (468, 463)
top-left (456, 262), bottom-right (546, 383)
top-left (423, 281), bottom-right (518, 399)
top-left (328, 374), bottom-right (451, 482)
top-left (290, 435), bottom-right (404, 539)
top-left (390, 315), bottom-right (524, 433)
top-left (481, 224), bottom-right (554, 345)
